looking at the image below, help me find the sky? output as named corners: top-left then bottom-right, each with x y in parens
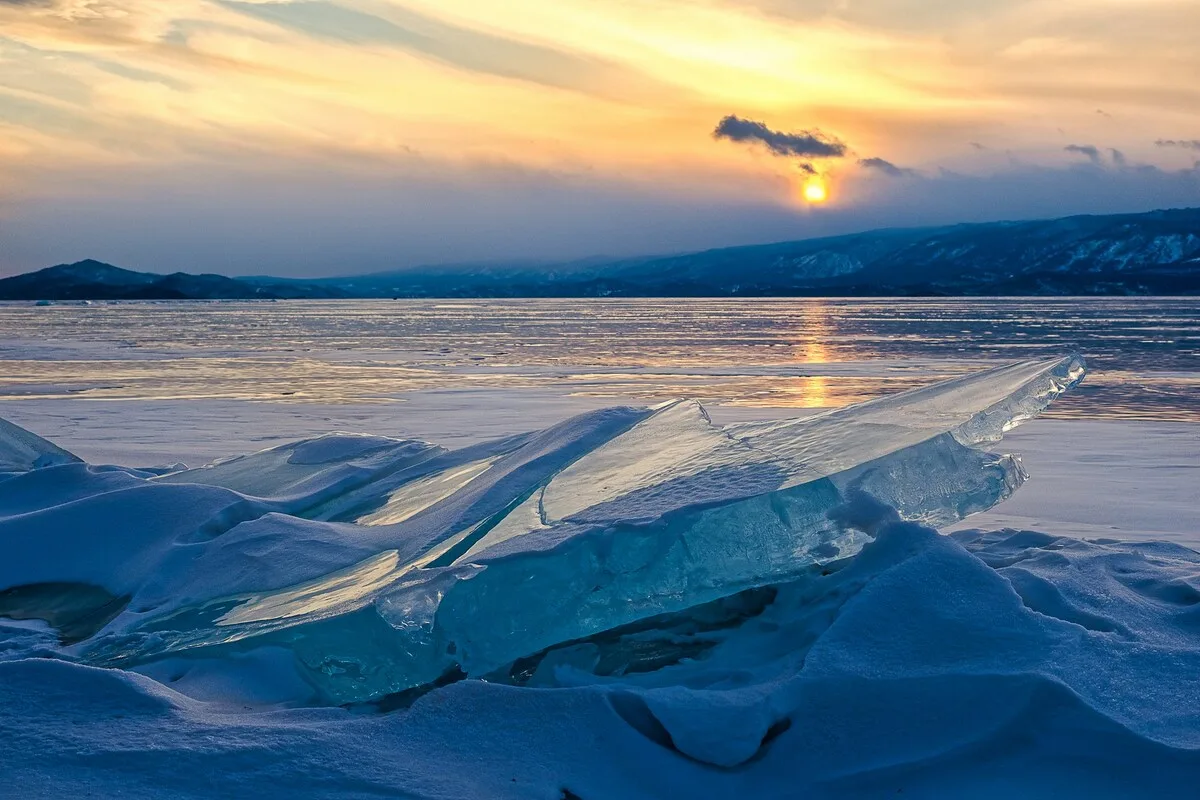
top-left (1, 0), bottom-right (1198, 277)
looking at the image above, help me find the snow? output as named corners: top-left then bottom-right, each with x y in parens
top-left (2, 353), bottom-right (1198, 798)
top-left (4, 521), bottom-right (1200, 797)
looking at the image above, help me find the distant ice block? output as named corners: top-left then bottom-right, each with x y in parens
top-left (5, 356), bottom-right (1085, 704)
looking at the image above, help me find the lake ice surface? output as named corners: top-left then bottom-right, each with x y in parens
top-left (1, 297), bottom-right (1196, 419)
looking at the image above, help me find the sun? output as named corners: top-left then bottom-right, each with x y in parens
top-left (802, 179), bottom-right (828, 204)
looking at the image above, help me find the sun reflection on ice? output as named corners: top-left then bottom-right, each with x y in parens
top-left (788, 301), bottom-right (832, 407)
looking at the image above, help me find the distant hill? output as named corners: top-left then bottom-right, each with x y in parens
top-left (4, 208), bottom-right (1199, 300)
top-left (0, 260), bottom-right (345, 301)
top-left (316, 207), bottom-right (1200, 297)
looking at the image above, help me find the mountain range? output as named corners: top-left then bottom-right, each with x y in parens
top-left (4, 207), bottom-right (1198, 300)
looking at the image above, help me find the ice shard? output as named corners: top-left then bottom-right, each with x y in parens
top-left (0, 417), bottom-right (80, 474)
top-left (50, 356), bottom-right (1084, 703)
top-left (154, 433), bottom-right (446, 515)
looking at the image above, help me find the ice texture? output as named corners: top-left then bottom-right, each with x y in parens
top-left (155, 433), bottom-right (445, 515)
top-left (3, 356), bottom-right (1084, 705)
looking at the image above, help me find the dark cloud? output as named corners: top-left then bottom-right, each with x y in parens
top-left (858, 157), bottom-right (917, 177)
top-left (968, 142), bottom-right (987, 150)
top-left (713, 115), bottom-right (847, 159)
top-left (1156, 139), bottom-right (1200, 151)
top-left (1065, 146), bottom-right (1138, 169)
top-left (1064, 144), bottom-right (1101, 164)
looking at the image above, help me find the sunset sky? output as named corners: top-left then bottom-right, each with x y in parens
top-left (2, 0), bottom-right (1199, 275)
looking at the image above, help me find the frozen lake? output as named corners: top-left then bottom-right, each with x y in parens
top-left (2, 297), bottom-right (1196, 419)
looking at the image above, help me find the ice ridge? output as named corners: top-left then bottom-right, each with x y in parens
top-left (0, 356), bottom-right (1085, 704)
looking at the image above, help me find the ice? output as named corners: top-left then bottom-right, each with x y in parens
top-left (155, 432), bottom-right (444, 515)
top-left (0, 416), bottom-right (79, 473)
top-left (389, 356), bottom-right (1085, 692)
top-left (15, 354), bottom-right (1082, 704)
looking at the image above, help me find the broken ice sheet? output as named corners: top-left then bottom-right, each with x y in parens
top-left (12, 356), bottom-right (1084, 704)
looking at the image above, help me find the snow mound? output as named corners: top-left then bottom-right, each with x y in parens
top-left (4, 524), bottom-right (1200, 798)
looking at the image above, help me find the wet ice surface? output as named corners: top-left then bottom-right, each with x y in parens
top-left (2, 348), bottom-right (1199, 798)
top-left (1, 297), bottom-right (1197, 419)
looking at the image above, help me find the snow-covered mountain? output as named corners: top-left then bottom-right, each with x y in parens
top-left (296, 206), bottom-right (1200, 296)
top-left (5, 208), bottom-right (1198, 299)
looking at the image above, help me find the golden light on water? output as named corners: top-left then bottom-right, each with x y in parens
top-left (788, 301), bottom-right (832, 407)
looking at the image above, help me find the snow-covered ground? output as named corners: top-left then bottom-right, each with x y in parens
top-left (2, 356), bottom-right (1198, 798)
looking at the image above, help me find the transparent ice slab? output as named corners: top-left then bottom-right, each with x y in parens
top-left (82, 356), bottom-right (1086, 703)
